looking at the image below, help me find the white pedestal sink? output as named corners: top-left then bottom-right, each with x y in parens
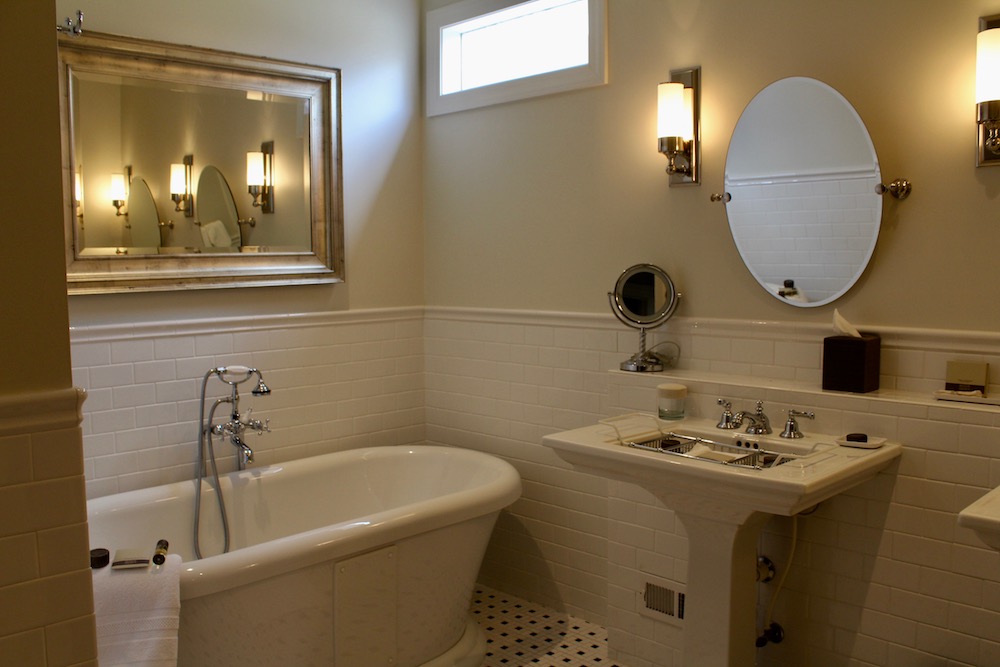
top-left (959, 486), bottom-right (1000, 550)
top-left (543, 415), bottom-right (902, 667)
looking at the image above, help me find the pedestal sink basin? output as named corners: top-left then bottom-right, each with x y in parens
top-left (543, 414), bottom-right (902, 667)
top-left (959, 486), bottom-right (1000, 550)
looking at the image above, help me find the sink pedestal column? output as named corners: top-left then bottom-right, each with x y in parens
top-left (675, 508), bottom-right (769, 667)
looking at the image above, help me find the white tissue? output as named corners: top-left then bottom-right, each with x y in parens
top-left (833, 309), bottom-right (862, 338)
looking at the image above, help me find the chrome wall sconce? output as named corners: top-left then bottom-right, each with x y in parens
top-left (110, 167), bottom-right (130, 220)
top-left (657, 66), bottom-right (700, 186)
top-left (978, 15), bottom-right (1000, 166)
top-left (170, 154), bottom-right (194, 217)
top-left (246, 141), bottom-right (274, 213)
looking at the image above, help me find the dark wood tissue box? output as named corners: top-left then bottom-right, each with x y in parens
top-left (822, 333), bottom-right (880, 393)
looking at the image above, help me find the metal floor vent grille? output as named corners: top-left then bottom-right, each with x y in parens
top-left (643, 581), bottom-right (685, 624)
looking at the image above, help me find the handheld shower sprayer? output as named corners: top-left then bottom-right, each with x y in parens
top-left (214, 365), bottom-right (269, 393)
top-left (194, 365), bottom-right (273, 559)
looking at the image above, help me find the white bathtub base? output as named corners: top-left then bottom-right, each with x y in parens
top-left (178, 514), bottom-right (497, 667)
top-left (420, 617), bottom-right (487, 667)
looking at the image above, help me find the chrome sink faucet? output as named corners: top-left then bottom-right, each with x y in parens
top-left (730, 400), bottom-right (772, 435)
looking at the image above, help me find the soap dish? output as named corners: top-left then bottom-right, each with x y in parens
top-left (836, 436), bottom-right (886, 449)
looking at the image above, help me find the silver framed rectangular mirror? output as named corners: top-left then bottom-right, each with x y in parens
top-left (58, 32), bottom-right (344, 293)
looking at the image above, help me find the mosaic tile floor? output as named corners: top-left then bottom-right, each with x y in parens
top-left (471, 585), bottom-right (624, 667)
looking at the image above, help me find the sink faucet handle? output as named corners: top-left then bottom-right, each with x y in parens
top-left (716, 398), bottom-right (738, 429)
top-left (780, 409), bottom-right (815, 439)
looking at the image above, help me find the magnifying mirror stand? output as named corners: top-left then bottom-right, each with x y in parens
top-left (608, 263), bottom-right (681, 373)
top-left (621, 328), bottom-right (664, 372)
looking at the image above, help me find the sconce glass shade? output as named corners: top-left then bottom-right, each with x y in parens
top-left (170, 163), bottom-right (187, 195)
top-left (109, 173), bottom-right (126, 200)
top-left (247, 151), bottom-right (265, 186)
top-left (657, 82), bottom-right (689, 139)
top-left (977, 28), bottom-right (1000, 105)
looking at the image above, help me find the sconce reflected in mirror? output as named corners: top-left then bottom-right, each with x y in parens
top-left (977, 15), bottom-right (1000, 166)
top-left (247, 141), bottom-right (274, 213)
top-left (657, 66), bottom-right (700, 186)
top-left (170, 154), bottom-right (194, 217)
top-left (110, 171), bottom-right (127, 219)
top-left (74, 171), bottom-right (84, 226)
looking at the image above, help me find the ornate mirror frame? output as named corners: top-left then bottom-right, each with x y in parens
top-left (57, 32), bottom-right (344, 293)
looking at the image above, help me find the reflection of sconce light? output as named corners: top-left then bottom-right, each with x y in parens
top-left (170, 154), bottom-right (194, 217)
top-left (110, 172), bottom-right (127, 217)
top-left (246, 141), bottom-right (274, 213)
top-left (74, 171), bottom-right (84, 224)
top-left (657, 67), bottom-right (700, 185)
top-left (978, 16), bottom-right (1000, 166)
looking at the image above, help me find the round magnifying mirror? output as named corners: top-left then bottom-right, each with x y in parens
top-left (608, 264), bottom-right (680, 372)
top-left (724, 77), bottom-right (881, 307)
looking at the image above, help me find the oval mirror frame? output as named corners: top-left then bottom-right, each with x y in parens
top-left (609, 264), bottom-right (680, 372)
top-left (724, 77), bottom-right (881, 308)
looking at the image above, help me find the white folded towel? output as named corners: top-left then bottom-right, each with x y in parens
top-left (93, 554), bottom-right (182, 667)
top-left (199, 219), bottom-right (232, 248)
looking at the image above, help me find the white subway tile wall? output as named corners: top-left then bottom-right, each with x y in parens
top-left (71, 309), bottom-right (426, 498)
top-left (0, 389), bottom-right (96, 666)
top-left (70, 307), bottom-right (1000, 666)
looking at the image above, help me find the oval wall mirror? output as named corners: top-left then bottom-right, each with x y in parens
top-left (196, 166), bottom-right (242, 251)
top-left (724, 77), bottom-right (881, 307)
top-left (126, 177), bottom-right (161, 250)
top-left (608, 264), bottom-right (680, 372)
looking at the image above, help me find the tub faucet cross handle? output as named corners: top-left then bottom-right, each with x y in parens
top-left (243, 408), bottom-right (271, 435)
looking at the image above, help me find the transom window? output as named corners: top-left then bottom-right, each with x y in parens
top-left (426, 0), bottom-right (607, 116)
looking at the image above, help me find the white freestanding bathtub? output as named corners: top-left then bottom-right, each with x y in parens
top-left (87, 445), bottom-right (522, 667)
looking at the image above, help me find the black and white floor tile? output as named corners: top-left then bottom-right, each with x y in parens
top-left (471, 585), bottom-right (624, 667)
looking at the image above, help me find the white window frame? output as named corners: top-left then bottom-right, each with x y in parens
top-left (425, 0), bottom-right (607, 117)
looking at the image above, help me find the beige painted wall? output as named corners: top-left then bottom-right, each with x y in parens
top-left (423, 0), bottom-right (1000, 332)
top-left (3, 1), bottom-right (72, 391)
top-left (56, 0), bottom-right (424, 326)
top-left (0, 6), bottom-right (94, 665)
